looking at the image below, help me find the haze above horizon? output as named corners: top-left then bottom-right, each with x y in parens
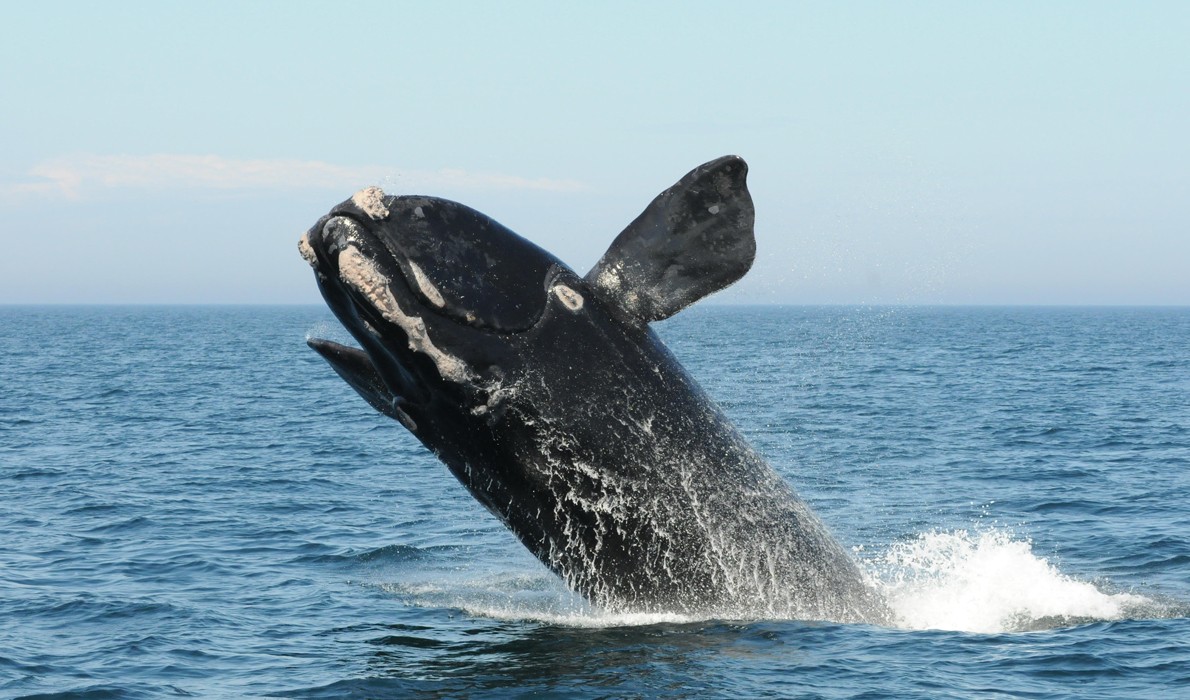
top-left (2, 2), bottom-right (1187, 306)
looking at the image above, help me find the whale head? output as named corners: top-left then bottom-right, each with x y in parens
top-left (300, 178), bottom-right (601, 423)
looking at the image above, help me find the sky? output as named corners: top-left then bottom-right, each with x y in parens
top-left (1, 1), bottom-right (1187, 305)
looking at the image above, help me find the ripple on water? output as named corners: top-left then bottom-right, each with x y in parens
top-left (1, 306), bottom-right (1188, 698)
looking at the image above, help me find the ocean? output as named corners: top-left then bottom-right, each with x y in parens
top-left (1, 305), bottom-right (1187, 698)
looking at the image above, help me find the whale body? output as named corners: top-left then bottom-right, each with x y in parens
top-left (299, 156), bottom-right (887, 622)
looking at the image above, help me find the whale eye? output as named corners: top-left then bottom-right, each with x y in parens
top-left (377, 198), bottom-right (571, 332)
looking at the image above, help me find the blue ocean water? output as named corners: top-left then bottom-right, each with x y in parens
top-left (1, 305), bottom-right (1187, 699)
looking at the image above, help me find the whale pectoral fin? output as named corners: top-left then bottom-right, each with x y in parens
top-left (307, 338), bottom-right (402, 420)
top-left (584, 155), bottom-right (756, 323)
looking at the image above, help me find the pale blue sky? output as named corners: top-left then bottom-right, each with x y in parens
top-left (2, 1), bottom-right (1187, 304)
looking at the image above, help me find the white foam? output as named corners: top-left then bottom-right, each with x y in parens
top-left (437, 531), bottom-right (1160, 632)
top-left (378, 576), bottom-right (698, 628)
top-left (366, 529), bottom-right (1171, 633)
top-left (462, 604), bottom-right (696, 628)
top-left (872, 529), bottom-right (1150, 633)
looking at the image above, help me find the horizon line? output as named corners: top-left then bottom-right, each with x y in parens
top-left (3, 301), bottom-right (1188, 309)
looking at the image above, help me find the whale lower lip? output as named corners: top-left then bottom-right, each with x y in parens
top-left (305, 336), bottom-right (429, 415)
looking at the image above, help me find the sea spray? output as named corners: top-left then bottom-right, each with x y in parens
top-left (305, 320), bottom-right (351, 345)
top-left (374, 527), bottom-right (1170, 634)
top-left (872, 528), bottom-right (1150, 633)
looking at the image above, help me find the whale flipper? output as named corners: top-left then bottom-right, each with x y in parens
top-left (585, 155), bottom-right (756, 323)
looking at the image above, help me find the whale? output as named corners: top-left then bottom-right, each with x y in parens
top-left (299, 156), bottom-right (887, 623)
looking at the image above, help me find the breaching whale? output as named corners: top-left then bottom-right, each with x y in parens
top-left (299, 156), bottom-right (887, 623)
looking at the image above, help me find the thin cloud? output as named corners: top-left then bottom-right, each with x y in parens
top-left (1, 154), bottom-right (587, 201)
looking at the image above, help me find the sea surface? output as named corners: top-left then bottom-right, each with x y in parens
top-left (1, 305), bottom-right (1187, 699)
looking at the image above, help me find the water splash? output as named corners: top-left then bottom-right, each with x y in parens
top-left (378, 574), bottom-right (698, 628)
top-left (305, 320), bottom-right (352, 345)
top-left (375, 528), bottom-right (1182, 634)
top-left (871, 529), bottom-right (1155, 633)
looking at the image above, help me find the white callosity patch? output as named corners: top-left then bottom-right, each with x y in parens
top-left (298, 231), bottom-right (318, 267)
top-left (336, 245), bottom-right (391, 315)
top-left (351, 186), bottom-right (390, 220)
top-left (335, 243), bottom-right (475, 384)
top-left (471, 379), bottom-right (519, 418)
top-left (554, 285), bottom-right (584, 312)
top-left (323, 215), bottom-right (360, 253)
top-left (413, 206), bottom-right (425, 219)
top-left (708, 204), bottom-right (721, 214)
top-left (407, 261), bottom-right (446, 308)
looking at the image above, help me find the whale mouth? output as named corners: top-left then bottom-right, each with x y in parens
top-left (301, 212), bottom-right (467, 406)
top-left (299, 214), bottom-right (440, 409)
top-left (300, 188), bottom-right (572, 408)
